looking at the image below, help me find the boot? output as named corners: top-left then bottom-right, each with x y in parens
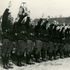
top-left (6, 56), bottom-right (13, 68)
top-left (2, 56), bottom-right (9, 69)
top-left (20, 55), bottom-right (27, 66)
top-left (22, 53), bottom-right (25, 60)
top-left (53, 51), bottom-right (57, 60)
top-left (26, 54), bottom-right (30, 64)
top-left (29, 54), bottom-right (35, 64)
top-left (35, 53), bottom-right (41, 63)
top-left (41, 50), bottom-right (46, 61)
top-left (26, 54), bottom-right (34, 64)
top-left (17, 55), bottom-right (22, 67)
top-left (49, 52), bottom-right (53, 60)
top-left (2, 56), bottom-right (5, 69)
top-left (60, 52), bottom-right (63, 58)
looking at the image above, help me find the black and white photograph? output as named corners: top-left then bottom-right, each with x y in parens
top-left (0, 0), bottom-right (70, 70)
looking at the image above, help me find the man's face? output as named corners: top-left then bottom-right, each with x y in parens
top-left (8, 14), bottom-right (12, 20)
top-left (46, 23), bottom-right (50, 29)
top-left (18, 7), bottom-right (24, 15)
top-left (41, 20), bottom-right (44, 26)
top-left (8, 14), bottom-right (13, 24)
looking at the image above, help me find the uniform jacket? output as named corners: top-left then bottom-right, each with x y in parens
top-left (27, 25), bottom-right (35, 42)
top-left (41, 20), bottom-right (49, 42)
top-left (34, 18), bottom-right (43, 41)
top-left (2, 8), bottom-right (14, 41)
top-left (13, 14), bottom-right (29, 41)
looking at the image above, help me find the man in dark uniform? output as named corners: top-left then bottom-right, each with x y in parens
top-left (41, 19), bottom-right (49, 61)
top-left (1, 1), bottom-right (14, 69)
top-left (59, 26), bottom-right (65, 58)
top-left (26, 21), bottom-right (35, 64)
top-left (64, 26), bottom-right (70, 57)
top-left (14, 5), bottom-right (28, 66)
top-left (34, 18), bottom-right (43, 62)
top-left (48, 23), bottom-right (54, 60)
top-left (52, 24), bottom-right (60, 59)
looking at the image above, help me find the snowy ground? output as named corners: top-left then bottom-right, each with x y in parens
top-left (0, 57), bottom-right (70, 70)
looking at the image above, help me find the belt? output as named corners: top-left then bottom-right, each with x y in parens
top-left (30, 33), bottom-right (34, 36)
top-left (20, 31), bottom-right (26, 34)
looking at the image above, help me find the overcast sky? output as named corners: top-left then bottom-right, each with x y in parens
top-left (0, 0), bottom-right (70, 19)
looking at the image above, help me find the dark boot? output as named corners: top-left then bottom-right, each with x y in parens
top-left (53, 51), bottom-right (57, 60)
top-left (26, 54), bottom-right (34, 64)
top-left (60, 52), bottom-right (63, 58)
top-left (67, 51), bottom-right (69, 57)
top-left (29, 54), bottom-right (35, 64)
top-left (2, 56), bottom-right (9, 69)
top-left (64, 51), bottom-right (67, 58)
top-left (41, 49), bottom-right (46, 61)
top-left (26, 54), bottom-right (31, 64)
top-left (32, 48), bottom-right (37, 58)
top-left (2, 56), bottom-right (6, 69)
top-left (22, 53), bottom-right (25, 60)
top-left (49, 52), bottom-right (53, 60)
top-left (17, 55), bottom-right (22, 67)
top-left (35, 53), bottom-right (41, 63)
top-left (6, 56), bottom-right (13, 68)
top-left (20, 55), bottom-right (27, 66)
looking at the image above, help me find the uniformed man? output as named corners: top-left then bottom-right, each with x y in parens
top-left (26, 21), bottom-right (35, 64)
top-left (41, 19), bottom-right (49, 61)
top-left (52, 24), bottom-right (59, 60)
top-left (64, 25), bottom-right (70, 57)
top-left (14, 5), bottom-right (28, 66)
top-left (55, 26), bottom-right (60, 57)
top-left (34, 18), bottom-right (43, 62)
top-left (48, 23), bottom-right (54, 60)
top-left (59, 26), bottom-right (65, 58)
top-left (1, 1), bottom-right (14, 69)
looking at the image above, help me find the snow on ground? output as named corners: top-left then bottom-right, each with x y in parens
top-left (0, 57), bottom-right (70, 70)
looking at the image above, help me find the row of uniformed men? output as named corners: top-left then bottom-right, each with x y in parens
top-left (1, 2), bottom-right (70, 69)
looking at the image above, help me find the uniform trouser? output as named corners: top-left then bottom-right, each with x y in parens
top-left (59, 45), bottom-right (63, 58)
top-left (26, 39), bottom-right (34, 55)
top-left (63, 45), bottom-right (68, 57)
top-left (67, 47), bottom-right (70, 57)
top-left (63, 50), bottom-right (69, 57)
top-left (2, 38), bottom-right (14, 66)
top-left (63, 43), bottom-right (70, 57)
top-left (48, 41), bottom-right (54, 60)
top-left (16, 40), bottom-right (26, 63)
top-left (26, 39), bottom-right (34, 63)
top-left (2, 39), bottom-right (14, 56)
top-left (34, 40), bottom-right (43, 60)
top-left (41, 41), bottom-right (48, 60)
top-left (16, 40), bottom-right (26, 56)
top-left (53, 43), bottom-right (58, 59)
top-left (53, 50), bottom-right (57, 59)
